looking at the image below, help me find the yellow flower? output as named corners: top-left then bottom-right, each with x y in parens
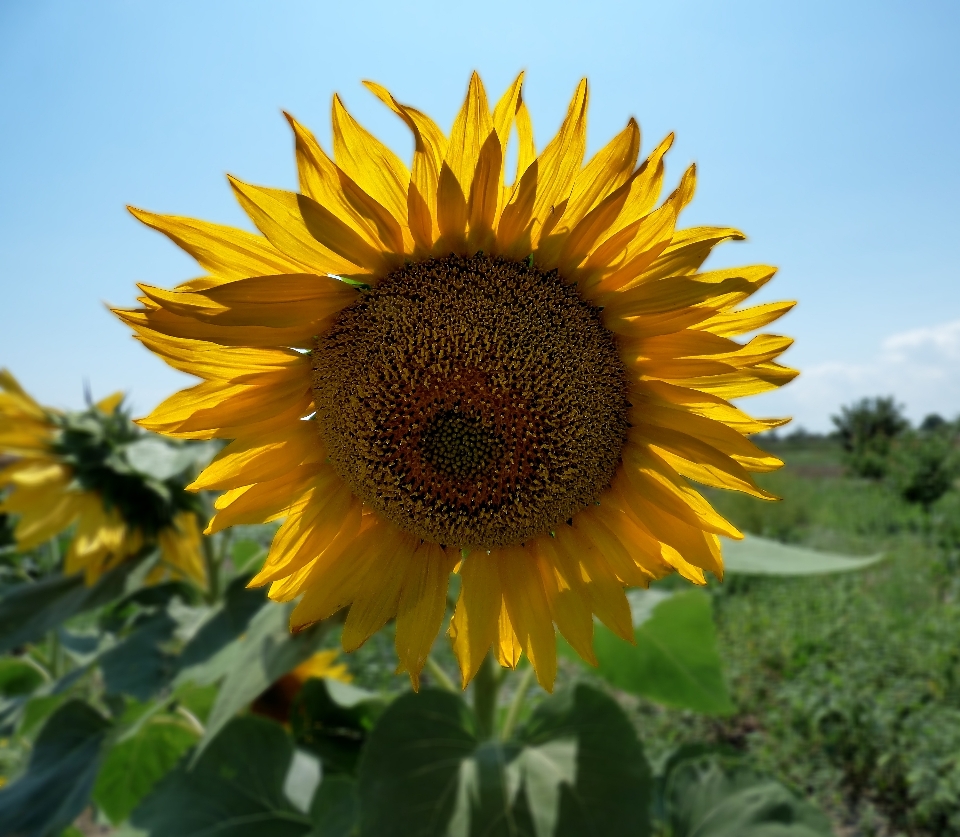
top-left (0, 370), bottom-right (206, 587)
top-left (116, 73), bottom-right (795, 690)
top-left (290, 649), bottom-right (353, 685)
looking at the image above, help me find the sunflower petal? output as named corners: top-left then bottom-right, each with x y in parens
top-left (450, 551), bottom-right (503, 688)
top-left (285, 111), bottom-right (406, 257)
top-left (127, 208), bottom-right (312, 282)
top-left (332, 95), bottom-right (411, 231)
top-left (395, 542), bottom-right (455, 689)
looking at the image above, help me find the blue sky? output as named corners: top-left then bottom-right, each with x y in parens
top-left (1, 0), bottom-right (958, 431)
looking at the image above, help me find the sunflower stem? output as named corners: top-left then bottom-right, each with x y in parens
top-left (499, 664), bottom-right (536, 741)
top-left (473, 652), bottom-right (500, 740)
top-left (201, 525), bottom-right (220, 604)
top-left (425, 655), bottom-right (458, 693)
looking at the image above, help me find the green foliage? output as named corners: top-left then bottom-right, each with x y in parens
top-left (661, 751), bottom-right (833, 836)
top-left (721, 535), bottom-right (884, 576)
top-left (887, 427), bottom-right (960, 511)
top-left (131, 716), bottom-right (312, 837)
top-left (642, 437), bottom-right (960, 835)
top-left (587, 590), bottom-right (734, 715)
top-left (832, 396), bottom-right (909, 478)
top-left (291, 678), bottom-right (383, 775)
top-left (189, 599), bottom-right (334, 758)
top-left (0, 558), bottom-right (139, 654)
top-left (0, 699), bottom-right (111, 837)
top-left (93, 717), bottom-right (198, 824)
top-left (358, 684), bottom-right (652, 837)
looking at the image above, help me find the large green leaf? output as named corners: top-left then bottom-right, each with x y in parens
top-left (722, 534), bottom-right (884, 576)
top-left (309, 775), bottom-right (359, 837)
top-left (0, 561), bottom-right (137, 653)
top-left (291, 678), bottom-right (383, 775)
top-left (0, 699), bottom-right (111, 837)
top-left (590, 590), bottom-right (734, 715)
top-left (123, 438), bottom-right (215, 481)
top-left (663, 753), bottom-right (834, 836)
top-left (93, 717), bottom-right (198, 824)
top-left (101, 611), bottom-right (179, 700)
top-left (0, 657), bottom-right (46, 697)
top-left (358, 684), bottom-right (651, 837)
top-left (176, 573), bottom-right (266, 670)
top-left (130, 716), bottom-right (312, 837)
top-left (182, 600), bottom-right (332, 758)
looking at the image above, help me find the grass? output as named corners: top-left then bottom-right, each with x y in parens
top-left (633, 437), bottom-right (960, 836)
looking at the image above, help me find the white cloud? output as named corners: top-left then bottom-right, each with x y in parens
top-left (752, 319), bottom-right (960, 432)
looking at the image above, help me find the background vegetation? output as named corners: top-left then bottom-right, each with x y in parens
top-left (1, 397), bottom-right (958, 837)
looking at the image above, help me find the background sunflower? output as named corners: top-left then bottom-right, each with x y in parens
top-left (0, 369), bottom-right (207, 587)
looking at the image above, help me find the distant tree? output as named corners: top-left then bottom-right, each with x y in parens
top-left (888, 427), bottom-right (960, 512)
top-left (832, 396), bottom-right (910, 479)
top-left (920, 413), bottom-right (947, 432)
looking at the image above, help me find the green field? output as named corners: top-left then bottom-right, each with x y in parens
top-left (629, 435), bottom-right (960, 836)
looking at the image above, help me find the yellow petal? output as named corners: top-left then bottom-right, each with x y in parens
top-left (331, 95), bottom-right (411, 232)
top-left (641, 226), bottom-right (746, 283)
top-left (115, 305), bottom-right (327, 352)
top-left (138, 274), bottom-right (357, 329)
top-left (634, 424), bottom-right (774, 499)
top-left (138, 372), bottom-right (310, 437)
top-left (495, 597), bottom-right (523, 670)
top-left (498, 79), bottom-right (588, 256)
top-left (363, 81), bottom-right (447, 253)
top-left (288, 520), bottom-right (390, 629)
top-left (341, 533), bottom-right (418, 652)
top-left (697, 300), bottom-right (797, 337)
top-left (127, 207), bottom-right (313, 283)
top-left (228, 177), bottom-right (381, 277)
top-left (394, 542), bottom-right (455, 689)
top-left (450, 551), bottom-right (503, 687)
top-left (553, 525), bottom-right (633, 642)
top-left (499, 545), bottom-right (557, 691)
top-left (676, 362), bottom-right (799, 399)
top-left (285, 111), bottom-right (406, 256)
top-left (251, 477), bottom-right (355, 585)
top-left (622, 445), bottom-right (742, 539)
top-left (531, 535), bottom-right (596, 666)
top-left (437, 72), bottom-right (495, 252)
top-left (133, 331), bottom-right (303, 382)
top-left (191, 420), bottom-right (325, 491)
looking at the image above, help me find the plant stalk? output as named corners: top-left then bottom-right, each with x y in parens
top-left (500, 664), bottom-right (536, 740)
top-left (473, 651), bottom-right (500, 740)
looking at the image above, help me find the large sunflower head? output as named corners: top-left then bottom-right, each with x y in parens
top-left (0, 370), bottom-right (207, 587)
top-left (116, 73), bottom-right (796, 690)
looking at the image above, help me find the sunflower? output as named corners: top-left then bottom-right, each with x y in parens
top-left (116, 73), bottom-right (795, 691)
top-left (0, 370), bottom-right (207, 586)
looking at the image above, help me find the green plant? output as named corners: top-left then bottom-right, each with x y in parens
top-left (832, 396), bottom-right (909, 479)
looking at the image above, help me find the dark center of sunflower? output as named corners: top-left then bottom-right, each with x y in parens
top-left (311, 253), bottom-right (629, 549)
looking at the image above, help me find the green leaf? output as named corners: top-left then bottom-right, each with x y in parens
top-left (0, 699), bottom-right (111, 837)
top-left (130, 716), bottom-right (312, 837)
top-left (94, 718), bottom-right (198, 824)
top-left (0, 657), bottom-right (46, 697)
top-left (123, 438), bottom-right (214, 481)
top-left (663, 753), bottom-right (834, 836)
top-left (309, 775), bottom-right (359, 837)
top-left (358, 684), bottom-right (651, 837)
top-left (101, 611), bottom-right (179, 700)
top-left (184, 601), bottom-right (333, 758)
top-left (291, 678), bottom-right (383, 775)
top-left (722, 534), bottom-right (884, 576)
top-left (590, 590), bottom-right (734, 715)
top-left (0, 562), bottom-right (137, 653)
top-left (176, 574), bottom-right (266, 670)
